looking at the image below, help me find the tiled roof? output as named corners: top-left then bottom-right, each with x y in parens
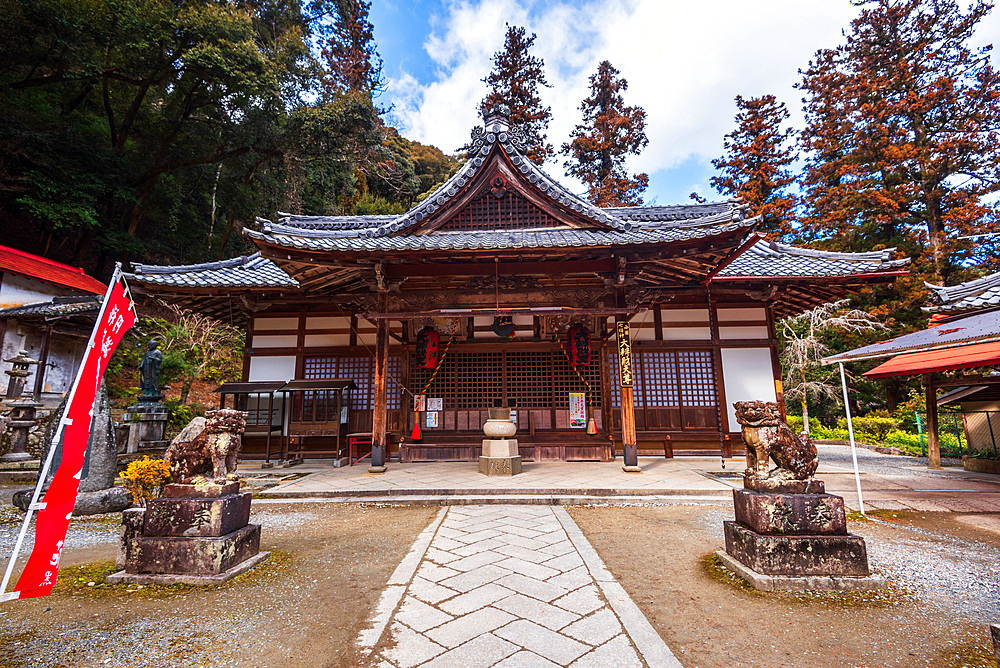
top-left (0, 296), bottom-right (102, 319)
top-left (606, 202), bottom-right (739, 223)
top-left (248, 212), bottom-right (757, 253)
top-left (715, 241), bottom-right (910, 279)
top-left (0, 244), bottom-right (106, 294)
top-left (127, 253), bottom-right (298, 289)
top-left (924, 271), bottom-right (1000, 313)
top-left (823, 310), bottom-right (1000, 363)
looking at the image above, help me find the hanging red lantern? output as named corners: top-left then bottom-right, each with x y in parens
top-left (415, 326), bottom-right (440, 369)
top-left (566, 323), bottom-right (591, 366)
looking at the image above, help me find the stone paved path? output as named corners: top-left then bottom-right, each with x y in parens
top-left (358, 505), bottom-right (682, 668)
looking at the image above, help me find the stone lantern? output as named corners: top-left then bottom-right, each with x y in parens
top-left (2, 350), bottom-right (42, 463)
top-left (479, 406), bottom-right (521, 476)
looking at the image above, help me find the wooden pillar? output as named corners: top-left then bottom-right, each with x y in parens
top-left (370, 292), bottom-right (389, 472)
top-left (925, 373), bottom-right (941, 469)
top-left (242, 313), bottom-right (254, 382)
top-left (32, 323), bottom-right (52, 400)
top-left (615, 318), bottom-right (639, 471)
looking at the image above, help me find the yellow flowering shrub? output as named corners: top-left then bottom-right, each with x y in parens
top-left (120, 457), bottom-right (171, 506)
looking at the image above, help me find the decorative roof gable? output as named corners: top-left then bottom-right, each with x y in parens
top-left (377, 106), bottom-right (630, 237)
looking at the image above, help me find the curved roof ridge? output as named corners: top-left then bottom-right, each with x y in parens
top-left (133, 253), bottom-right (261, 275)
top-left (924, 270), bottom-right (1000, 303)
top-left (768, 242), bottom-right (898, 262)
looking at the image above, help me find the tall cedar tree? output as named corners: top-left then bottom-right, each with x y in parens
top-left (479, 25), bottom-right (553, 163)
top-left (562, 61), bottom-right (648, 207)
top-left (798, 0), bottom-right (1000, 289)
top-left (711, 95), bottom-right (798, 239)
top-left (321, 0), bottom-right (384, 95)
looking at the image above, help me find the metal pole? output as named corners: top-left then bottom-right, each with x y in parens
top-left (839, 362), bottom-right (866, 517)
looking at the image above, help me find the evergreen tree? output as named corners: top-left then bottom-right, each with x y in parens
top-left (711, 95), bottom-right (798, 239)
top-left (321, 0), bottom-right (384, 96)
top-left (561, 61), bottom-right (648, 207)
top-left (797, 0), bottom-right (1000, 286)
top-left (479, 24), bottom-right (553, 163)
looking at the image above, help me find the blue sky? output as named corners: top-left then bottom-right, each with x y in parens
top-left (368, 0), bottom-right (1000, 206)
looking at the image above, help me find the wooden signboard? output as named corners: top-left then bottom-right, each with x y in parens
top-left (616, 321), bottom-right (633, 387)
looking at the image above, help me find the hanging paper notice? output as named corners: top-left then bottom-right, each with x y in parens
top-left (569, 392), bottom-right (586, 428)
top-left (426, 412), bottom-right (439, 428)
top-left (427, 397), bottom-right (443, 412)
top-left (413, 395), bottom-right (426, 412)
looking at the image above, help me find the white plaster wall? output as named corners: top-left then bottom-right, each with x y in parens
top-left (630, 310), bottom-right (657, 341)
top-left (0, 273), bottom-right (77, 309)
top-left (306, 316), bottom-right (349, 330)
top-left (721, 347), bottom-right (778, 432)
top-left (719, 325), bottom-right (770, 340)
top-left (661, 327), bottom-right (712, 340)
top-left (661, 308), bottom-right (710, 322)
top-left (253, 335), bottom-right (298, 348)
top-left (253, 317), bottom-right (298, 331)
top-left (248, 356), bottom-right (296, 382)
top-left (304, 333), bottom-right (350, 347)
top-left (717, 307), bottom-right (767, 322)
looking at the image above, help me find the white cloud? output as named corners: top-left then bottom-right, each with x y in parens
top-left (386, 0), bottom-right (1000, 200)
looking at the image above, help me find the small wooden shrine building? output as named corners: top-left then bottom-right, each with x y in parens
top-left (126, 107), bottom-right (909, 469)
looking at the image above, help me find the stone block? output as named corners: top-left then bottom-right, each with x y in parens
top-left (116, 508), bottom-right (146, 570)
top-left (744, 476), bottom-right (825, 495)
top-left (125, 523), bottom-right (261, 575)
top-left (74, 487), bottom-right (132, 516)
top-left (479, 456), bottom-right (522, 476)
top-left (715, 550), bottom-right (885, 592)
top-left (733, 489), bottom-right (847, 536)
top-left (162, 481), bottom-right (240, 498)
top-left (724, 521), bottom-right (871, 577)
top-left (482, 439), bottom-right (518, 458)
top-left (143, 492), bottom-right (251, 538)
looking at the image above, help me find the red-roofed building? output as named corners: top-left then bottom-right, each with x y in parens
top-left (0, 245), bottom-right (107, 405)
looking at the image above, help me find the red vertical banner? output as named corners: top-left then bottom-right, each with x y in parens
top-left (11, 272), bottom-right (136, 599)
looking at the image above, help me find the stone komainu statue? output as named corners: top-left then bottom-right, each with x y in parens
top-left (734, 400), bottom-right (818, 481)
top-left (164, 409), bottom-right (247, 484)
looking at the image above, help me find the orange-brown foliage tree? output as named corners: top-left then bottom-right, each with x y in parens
top-left (561, 61), bottom-right (648, 207)
top-left (711, 95), bottom-right (798, 240)
top-left (797, 0), bottom-right (1000, 290)
top-left (479, 25), bottom-right (553, 164)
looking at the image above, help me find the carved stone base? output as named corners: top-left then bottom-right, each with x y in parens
top-left (113, 483), bottom-right (265, 585)
top-left (733, 489), bottom-right (846, 536)
top-left (715, 550), bottom-right (884, 592)
top-left (724, 521), bottom-right (871, 576)
top-left (479, 456), bottom-right (522, 476)
top-left (744, 476), bottom-right (825, 495)
top-left (121, 523), bottom-right (261, 576)
top-left (144, 492), bottom-right (252, 537)
top-left (163, 481), bottom-right (240, 498)
top-left (107, 552), bottom-right (270, 586)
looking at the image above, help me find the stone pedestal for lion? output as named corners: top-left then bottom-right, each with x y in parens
top-left (717, 401), bottom-right (883, 591)
top-left (107, 409), bottom-right (268, 585)
top-left (479, 408), bottom-right (521, 476)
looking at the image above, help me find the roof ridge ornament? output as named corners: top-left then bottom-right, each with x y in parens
top-left (467, 103), bottom-right (529, 158)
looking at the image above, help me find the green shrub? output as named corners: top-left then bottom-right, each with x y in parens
top-left (785, 415), bottom-right (804, 432)
top-left (837, 416), bottom-right (898, 442)
top-left (165, 400), bottom-right (205, 439)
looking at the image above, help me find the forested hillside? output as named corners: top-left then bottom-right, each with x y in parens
top-left (0, 0), bottom-right (459, 276)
